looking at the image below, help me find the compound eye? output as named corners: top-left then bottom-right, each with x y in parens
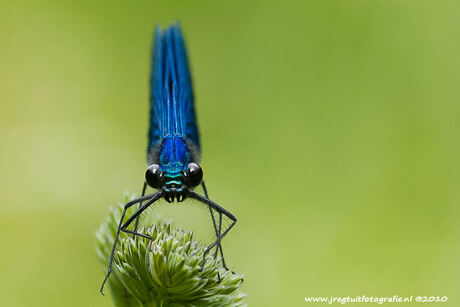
top-left (186, 163), bottom-right (203, 187)
top-left (145, 164), bottom-right (163, 188)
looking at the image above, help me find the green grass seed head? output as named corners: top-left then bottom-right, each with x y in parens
top-left (96, 196), bottom-right (246, 307)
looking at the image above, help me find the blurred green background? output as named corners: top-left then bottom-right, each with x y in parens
top-left (1, 0), bottom-right (459, 306)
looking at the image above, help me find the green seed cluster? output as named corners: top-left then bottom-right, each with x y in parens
top-left (96, 196), bottom-right (246, 307)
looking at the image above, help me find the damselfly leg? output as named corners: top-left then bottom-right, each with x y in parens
top-left (132, 181), bottom-right (148, 237)
top-left (188, 191), bottom-right (237, 273)
top-left (101, 188), bottom-right (236, 294)
top-left (201, 181), bottom-right (228, 269)
top-left (100, 192), bottom-right (162, 295)
top-left (119, 193), bottom-right (162, 239)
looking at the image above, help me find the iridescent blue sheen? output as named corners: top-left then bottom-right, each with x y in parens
top-left (148, 23), bottom-right (200, 177)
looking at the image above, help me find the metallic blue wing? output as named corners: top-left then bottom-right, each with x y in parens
top-left (148, 23), bottom-right (200, 163)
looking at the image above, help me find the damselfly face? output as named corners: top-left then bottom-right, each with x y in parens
top-left (145, 162), bottom-right (203, 202)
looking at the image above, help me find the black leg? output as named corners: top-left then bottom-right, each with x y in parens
top-left (119, 192), bottom-right (162, 236)
top-left (132, 181), bottom-right (148, 237)
top-left (201, 180), bottom-right (209, 198)
top-left (100, 192), bottom-right (161, 295)
top-left (188, 191), bottom-right (237, 271)
top-left (201, 182), bottom-right (228, 269)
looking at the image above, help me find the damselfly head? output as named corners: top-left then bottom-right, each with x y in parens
top-left (145, 163), bottom-right (203, 202)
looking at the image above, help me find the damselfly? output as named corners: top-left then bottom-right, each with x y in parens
top-left (100, 23), bottom-right (237, 294)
